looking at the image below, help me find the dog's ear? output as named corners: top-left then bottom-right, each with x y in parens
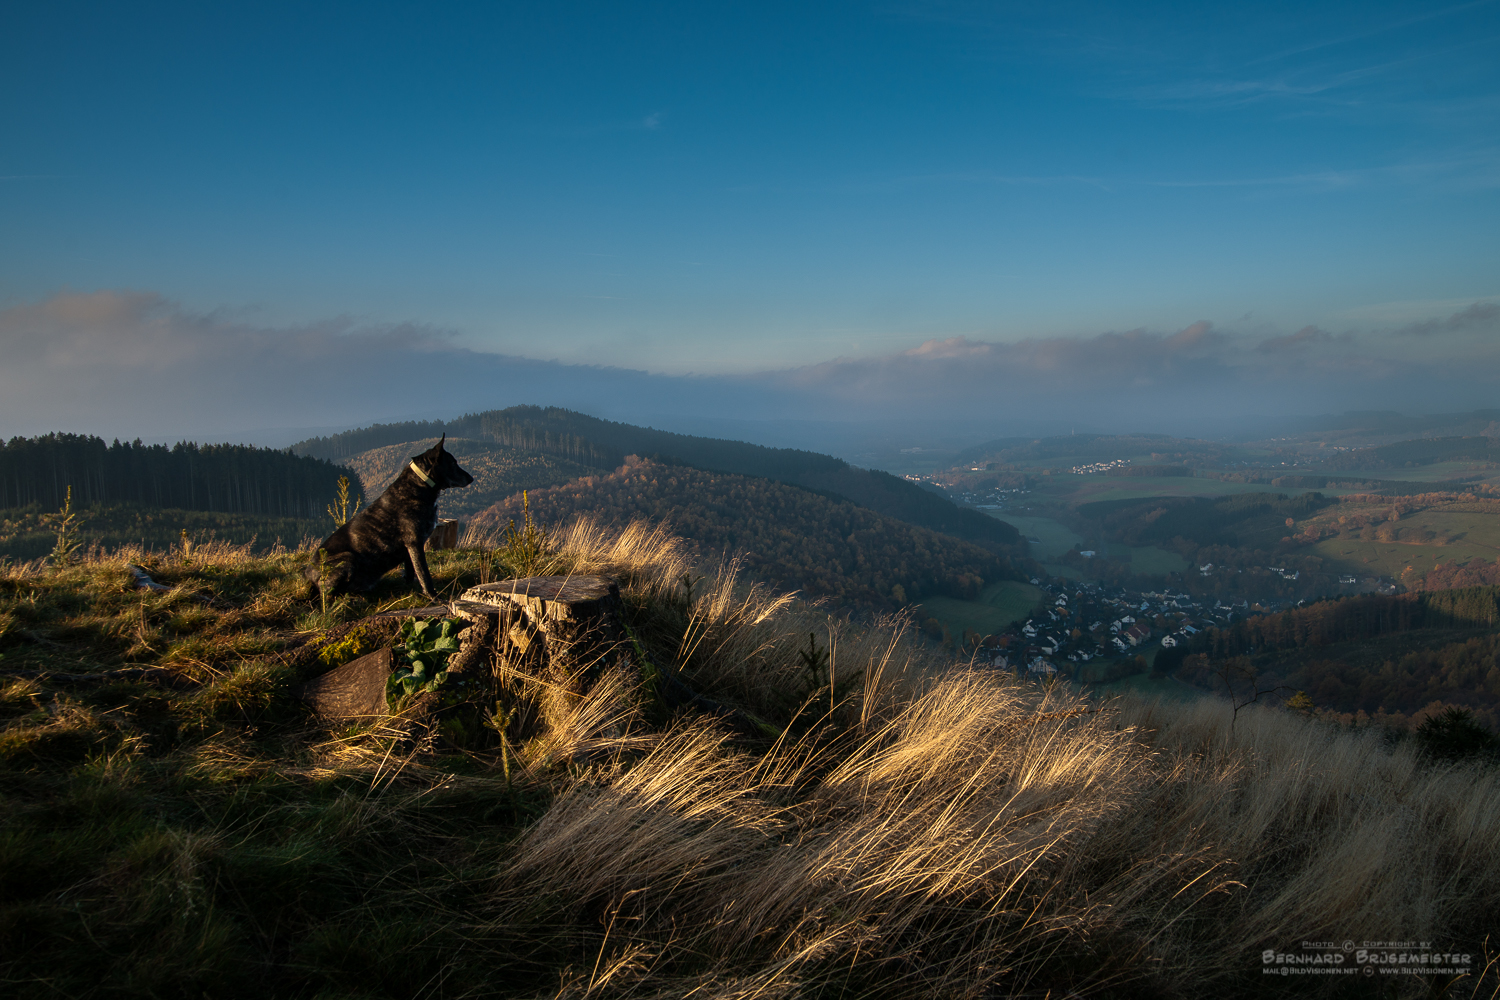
top-left (438, 433), bottom-right (446, 451)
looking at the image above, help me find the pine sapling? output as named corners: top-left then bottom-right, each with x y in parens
top-left (326, 475), bottom-right (363, 528)
top-left (41, 485), bottom-right (87, 568)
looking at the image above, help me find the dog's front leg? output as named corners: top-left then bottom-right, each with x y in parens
top-left (406, 542), bottom-right (437, 598)
top-left (401, 551), bottom-right (415, 583)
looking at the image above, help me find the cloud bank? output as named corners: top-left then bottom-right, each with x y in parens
top-left (1, 290), bottom-right (1497, 445)
top-left (0, 290), bottom-right (785, 442)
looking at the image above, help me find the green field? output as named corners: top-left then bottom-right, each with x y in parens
top-left (1122, 545), bottom-right (1190, 575)
top-left (986, 514), bottom-right (1083, 558)
top-left (1311, 510), bottom-right (1500, 578)
top-left (917, 580), bottom-right (1046, 639)
top-left (987, 512), bottom-right (1187, 577)
top-left (1044, 476), bottom-right (1313, 504)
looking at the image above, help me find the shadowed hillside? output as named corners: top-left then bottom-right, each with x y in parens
top-left (471, 457), bottom-right (1027, 609)
top-left (341, 437), bottom-right (597, 519)
top-left (297, 406), bottom-right (1024, 553)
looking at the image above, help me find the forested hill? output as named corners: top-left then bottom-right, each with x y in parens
top-left (1077, 491), bottom-right (1337, 549)
top-left (1156, 586), bottom-right (1500, 730)
top-left (471, 459), bottom-right (1029, 610)
top-left (1157, 586), bottom-right (1500, 676)
top-left (290, 406), bottom-right (844, 478)
top-left (1319, 435), bottom-right (1500, 471)
top-left (293, 406), bottom-right (1024, 555)
top-left (1, 434), bottom-right (344, 518)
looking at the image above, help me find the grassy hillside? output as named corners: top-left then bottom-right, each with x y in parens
top-left (469, 458), bottom-right (1024, 609)
top-left (915, 580), bottom-right (1046, 643)
top-left (341, 436), bottom-right (598, 519)
top-left (2, 529), bottom-right (1496, 997)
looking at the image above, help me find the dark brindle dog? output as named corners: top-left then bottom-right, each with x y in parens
top-left (306, 435), bottom-right (473, 599)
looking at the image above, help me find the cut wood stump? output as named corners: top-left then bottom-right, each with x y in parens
top-left (296, 574), bottom-right (760, 749)
top-left (460, 576), bottom-right (636, 694)
top-left (301, 648), bottom-right (394, 721)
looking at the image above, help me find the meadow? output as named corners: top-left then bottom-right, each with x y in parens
top-left (914, 579), bottom-right (1045, 640)
top-left (987, 512), bottom-right (1187, 578)
top-left (2, 521), bottom-right (1498, 997)
top-left (1295, 503), bottom-right (1500, 580)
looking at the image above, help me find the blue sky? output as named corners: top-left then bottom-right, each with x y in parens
top-left (2, 1), bottom-right (1497, 442)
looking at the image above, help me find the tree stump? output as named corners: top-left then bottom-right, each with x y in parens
top-left (461, 576), bottom-right (636, 689)
top-left (301, 648), bottom-right (394, 721)
top-left (297, 574), bottom-right (768, 752)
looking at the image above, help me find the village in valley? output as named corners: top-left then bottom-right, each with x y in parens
top-left (974, 579), bottom-right (1237, 681)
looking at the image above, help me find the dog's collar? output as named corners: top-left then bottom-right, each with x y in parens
top-left (409, 460), bottom-right (436, 487)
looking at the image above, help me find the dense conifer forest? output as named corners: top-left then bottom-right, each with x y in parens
top-left (0, 433), bottom-right (345, 518)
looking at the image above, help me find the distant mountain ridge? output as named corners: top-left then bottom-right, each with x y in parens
top-left (1319, 435), bottom-right (1500, 471)
top-left (294, 406), bottom-right (1024, 555)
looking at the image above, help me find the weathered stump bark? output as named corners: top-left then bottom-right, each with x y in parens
top-left (296, 575), bottom-right (760, 752)
top-left (460, 576), bottom-right (637, 694)
top-left (301, 648), bottom-right (394, 720)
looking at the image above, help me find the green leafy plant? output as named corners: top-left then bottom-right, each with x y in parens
top-left (386, 618), bottom-right (464, 708)
top-left (500, 491), bottom-right (552, 577)
top-left (326, 475), bottom-right (363, 528)
top-left (41, 485), bottom-right (88, 567)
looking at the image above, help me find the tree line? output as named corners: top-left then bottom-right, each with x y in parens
top-left (1157, 586), bottom-right (1500, 677)
top-left (1321, 435), bottom-right (1500, 471)
top-left (470, 459), bottom-right (1028, 609)
top-left (0, 433), bottom-right (346, 518)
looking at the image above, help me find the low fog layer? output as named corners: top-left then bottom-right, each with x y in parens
top-left (3, 289), bottom-right (1497, 447)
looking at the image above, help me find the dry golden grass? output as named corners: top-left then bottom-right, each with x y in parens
top-left (453, 518), bottom-right (1500, 995)
top-left (3, 514), bottom-right (1497, 997)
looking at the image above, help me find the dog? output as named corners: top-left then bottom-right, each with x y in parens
top-left (306, 435), bottom-right (474, 599)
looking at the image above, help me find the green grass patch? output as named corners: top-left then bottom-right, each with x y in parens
top-left (1122, 545), bottom-right (1190, 576)
top-left (917, 580), bottom-right (1046, 638)
top-left (1051, 477), bottom-right (1315, 504)
top-left (985, 514), bottom-right (1083, 559)
top-left (1309, 510), bottom-right (1500, 578)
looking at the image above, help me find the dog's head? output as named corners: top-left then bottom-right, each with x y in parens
top-left (412, 434), bottom-right (474, 490)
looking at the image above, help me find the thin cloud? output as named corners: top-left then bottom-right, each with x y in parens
top-left (1395, 300), bottom-right (1500, 336)
top-left (1255, 325), bottom-right (1348, 352)
top-left (6, 289), bottom-right (1500, 444)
